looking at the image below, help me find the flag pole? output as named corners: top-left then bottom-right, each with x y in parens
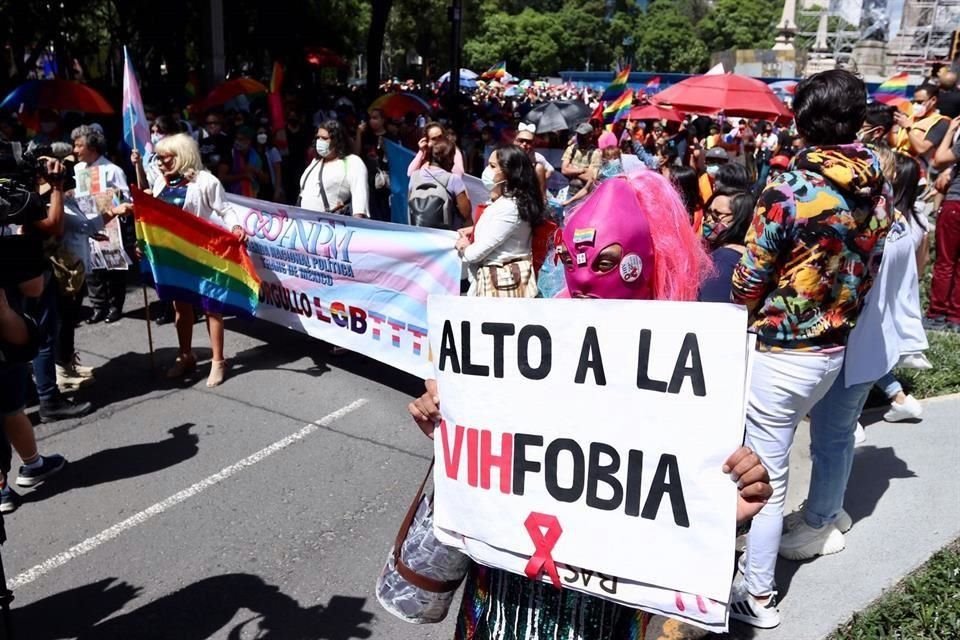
top-left (142, 285), bottom-right (156, 374)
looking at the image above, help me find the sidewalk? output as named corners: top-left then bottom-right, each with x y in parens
top-left (647, 393), bottom-right (960, 640)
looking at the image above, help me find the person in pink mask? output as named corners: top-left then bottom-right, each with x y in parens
top-left (407, 172), bottom-right (771, 640)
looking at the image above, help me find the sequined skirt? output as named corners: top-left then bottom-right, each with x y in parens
top-left (454, 565), bottom-right (649, 640)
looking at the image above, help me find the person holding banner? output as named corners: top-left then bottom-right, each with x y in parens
top-left (151, 134), bottom-right (245, 387)
top-left (407, 172), bottom-right (772, 639)
top-left (297, 120), bottom-right (369, 218)
top-left (455, 145), bottom-right (542, 298)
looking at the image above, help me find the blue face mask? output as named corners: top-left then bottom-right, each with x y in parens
top-left (599, 160), bottom-right (623, 180)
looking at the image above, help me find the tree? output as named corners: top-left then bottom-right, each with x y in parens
top-left (696, 0), bottom-right (783, 53)
top-left (633, 0), bottom-right (710, 73)
top-left (463, 8), bottom-right (564, 76)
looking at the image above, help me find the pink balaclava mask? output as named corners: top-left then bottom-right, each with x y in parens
top-left (561, 177), bottom-right (655, 300)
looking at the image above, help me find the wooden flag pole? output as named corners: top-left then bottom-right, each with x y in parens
top-left (142, 285), bottom-right (155, 373)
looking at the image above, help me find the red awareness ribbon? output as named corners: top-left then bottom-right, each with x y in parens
top-left (524, 512), bottom-right (563, 589)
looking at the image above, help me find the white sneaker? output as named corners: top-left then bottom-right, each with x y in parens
top-left (898, 353), bottom-right (933, 370)
top-left (729, 582), bottom-right (781, 628)
top-left (779, 520), bottom-right (845, 560)
top-left (883, 395), bottom-right (923, 422)
top-left (854, 421), bottom-right (866, 445)
top-left (784, 503), bottom-right (853, 533)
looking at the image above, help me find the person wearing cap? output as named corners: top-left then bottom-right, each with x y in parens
top-left (562, 131), bottom-right (623, 207)
top-left (698, 146), bottom-right (730, 206)
top-left (560, 122), bottom-right (601, 191)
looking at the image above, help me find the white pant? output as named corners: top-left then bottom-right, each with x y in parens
top-left (743, 348), bottom-right (845, 596)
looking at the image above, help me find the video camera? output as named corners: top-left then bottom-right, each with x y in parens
top-left (0, 141), bottom-right (59, 289)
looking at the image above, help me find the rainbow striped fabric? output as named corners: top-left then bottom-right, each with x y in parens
top-left (481, 61), bottom-right (507, 80)
top-left (602, 66), bottom-right (631, 101)
top-left (603, 89), bottom-right (634, 124)
top-left (133, 188), bottom-right (261, 317)
top-left (876, 72), bottom-right (909, 96)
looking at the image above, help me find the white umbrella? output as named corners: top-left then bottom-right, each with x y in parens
top-left (438, 69), bottom-right (478, 87)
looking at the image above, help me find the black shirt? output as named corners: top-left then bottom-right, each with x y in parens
top-left (939, 89), bottom-right (960, 118)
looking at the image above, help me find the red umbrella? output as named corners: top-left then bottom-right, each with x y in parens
top-left (368, 92), bottom-right (432, 119)
top-left (628, 103), bottom-right (685, 122)
top-left (0, 79), bottom-right (113, 114)
top-left (652, 74), bottom-right (791, 121)
top-left (305, 47), bottom-right (349, 69)
top-left (195, 77), bottom-right (268, 112)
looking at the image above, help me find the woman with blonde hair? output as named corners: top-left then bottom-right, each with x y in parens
top-left (149, 133), bottom-right (246, 386)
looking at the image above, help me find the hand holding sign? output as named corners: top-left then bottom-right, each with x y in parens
top-left (427, 296), bottom-right (756, 627)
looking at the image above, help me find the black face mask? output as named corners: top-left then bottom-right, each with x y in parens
top-left (578, 135), bottom-right (591, 147)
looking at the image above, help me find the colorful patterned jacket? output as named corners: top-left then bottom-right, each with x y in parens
top-left (731, 144), bottom-right (892, 351)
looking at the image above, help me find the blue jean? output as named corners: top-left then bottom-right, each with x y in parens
top-left (875, 371), bottom-right (903, 399)
top-left (28, 276), bottom-right (61, 403)
top-left (805, 363), bottom-right (873, 529)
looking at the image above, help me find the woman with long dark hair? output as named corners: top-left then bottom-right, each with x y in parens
top-left (297, 119), bottom-right (369, 217)
top-left (698, 190), bottom-right (757, 302)
top-left (668, 164), bottom-right (701, 228)
top-left (455, 144), bottom-right (544, 297)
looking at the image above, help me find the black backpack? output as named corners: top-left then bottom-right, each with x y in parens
top-left (408, 169), bottom-right (456, 230)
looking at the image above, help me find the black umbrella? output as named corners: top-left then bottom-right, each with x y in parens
top-left (523, 100), bottom-right (592, 134)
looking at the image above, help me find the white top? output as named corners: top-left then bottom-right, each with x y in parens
top-left (462, 196), bottom-right (532, 266)
top-left (75, 156), bottom-right (131, 197)
top-left (298, 155), bottom-right (369, 215)
top-left (533, 151), bottom-right (555, 178)
top-left (844, 215), bottom-right (929, 387)
top-left (150, 170), bottom-right (240, 230)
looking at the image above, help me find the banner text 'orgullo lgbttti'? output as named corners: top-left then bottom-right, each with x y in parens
top-left (226, 194), bottom-right (461, 378)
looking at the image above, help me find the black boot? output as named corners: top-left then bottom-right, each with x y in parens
top-left (39, 395), bottom-right (93, 423)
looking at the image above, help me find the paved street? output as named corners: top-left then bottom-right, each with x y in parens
top-left (6, 291), bottom-right (960, 640)
top-left (8, 290), bottom-right (455, 640)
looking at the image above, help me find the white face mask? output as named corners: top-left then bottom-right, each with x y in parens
top-left (481, 166), bottom-right (503, 191)
top-left (315, 139), bottom-right (331, 158)
top-left (706, 164), bottom-right (720, 177)
top-left (256, 133), bottom-right (268, 145)
top-left (150, 132), bottom-right (163, 145)
top-left (912, 102), bottom-right (928, 118)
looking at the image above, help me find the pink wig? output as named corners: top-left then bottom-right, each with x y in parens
top-left (623, 170), bottom-right (713, 301)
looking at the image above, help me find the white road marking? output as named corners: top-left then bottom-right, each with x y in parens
top-left (7, 398), bottom-right (368, 591)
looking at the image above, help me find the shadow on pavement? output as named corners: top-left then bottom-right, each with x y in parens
top-left (21, 423), bottom-right (198, 502)
top-left (16, 573), bottom-right (374, 639)
top-left (225, 317), bottom-right (424, 398)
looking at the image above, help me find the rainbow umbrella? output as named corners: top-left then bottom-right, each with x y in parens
top-left (368, 92), bottom-right (432, 119)
top-left (0, 79), bottom-right (113, 114)
top-left (195, 77), bottom-right (267, 112)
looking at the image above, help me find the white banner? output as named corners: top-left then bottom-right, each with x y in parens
top-left (428, 297), bottom-right (752, 625)
top-left (226, 195), bottom-right (462, 378)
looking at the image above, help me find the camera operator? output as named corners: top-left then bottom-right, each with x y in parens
top-left (72, 125), bottom-right (131, 325)
top-left (21, 154), bottom-right (94, 422)
top-left (1, 165), bottom-right (69, 512)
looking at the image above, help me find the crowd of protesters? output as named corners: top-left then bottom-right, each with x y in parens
top-left (0, 61), bottom-right (954, 636)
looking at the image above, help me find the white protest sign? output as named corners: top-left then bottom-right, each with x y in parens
top-left (428, 296), bottom-right (750, 606)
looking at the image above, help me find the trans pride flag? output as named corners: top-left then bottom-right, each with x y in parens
top-left (122, 47), bottom-right (149, 155)
top-left (133, 188), bottom-right (261, 317)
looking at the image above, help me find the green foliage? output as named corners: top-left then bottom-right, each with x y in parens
top-left (634, 0), bottom-right (710, 73)
top-left (696, 0), bottom-right (783, 53)
top-left (897, 331), bottom-right (960, 399)
top-left (831, 539), bottom-right (960, 639)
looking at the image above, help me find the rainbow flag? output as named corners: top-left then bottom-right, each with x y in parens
top-left (481, 61), bottom-right (507, 80)
top-left (603, 89), bottom-right (633, 124)
top-left (133, 188), bottom-right (261, 317)
top-left (876, 72), bottom-right (909, 97)
top-left (602, 66), bottom-right (631, 102)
